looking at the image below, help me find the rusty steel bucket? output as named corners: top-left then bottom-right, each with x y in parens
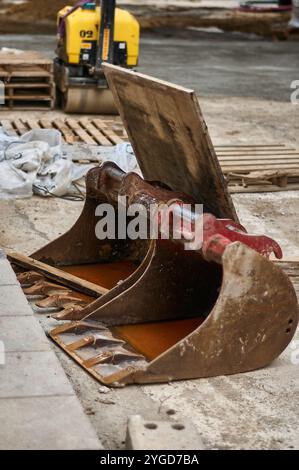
top-left (9, 163), bottom-right (298, 386)
top-left (9, 65), bottom-right (299, 386)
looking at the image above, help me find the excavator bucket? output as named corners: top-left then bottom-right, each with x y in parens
top-left (9, 66), bottom-right (298, 386)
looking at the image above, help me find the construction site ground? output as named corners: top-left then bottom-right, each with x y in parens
top-left (0, 30), bottom-right (298, 450)
top-left (0, 1), bottom-right (295, 37)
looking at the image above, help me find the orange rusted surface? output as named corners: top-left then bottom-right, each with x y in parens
top-left (61, 261), bottom-right (137, 290)
top-left (113, 317), bottom-right (205, 361)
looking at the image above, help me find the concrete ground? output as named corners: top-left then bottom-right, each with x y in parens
top-left (0, 251), bottom-right (102, 450)
top-left (0, 31), bottom-right (298, 449)
top-left (1, 31), bottom-right (299, 102)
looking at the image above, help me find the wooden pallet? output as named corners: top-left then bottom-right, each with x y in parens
top-left (1, 115), bottom-right (298, 192)
top-left (276, 260), bottom-right (299, 298)
top-left (0, 51), bottom-right (54, 110)
top-left (0, 117), bottom-right (127, 146)
top-left (215, 144), bottom-right (299, 193)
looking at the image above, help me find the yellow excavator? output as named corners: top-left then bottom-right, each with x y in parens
top-left (55, 0), bottom-right (140, 113)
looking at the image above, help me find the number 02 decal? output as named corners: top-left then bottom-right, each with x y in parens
top-left (80, 30), bottom-right (93, 38)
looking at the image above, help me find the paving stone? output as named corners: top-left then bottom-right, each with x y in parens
top-left (0, 395), bottom-right (103, 450)
top-left (0, 285), bottom-right (32, 316)
top-left (0, 316), bottom-right (50, 352)
top-left (0, 351), bottom-right (75, 398)
top-left (126, 415), bottom-right (205, 451)
top-left (0, 256), bottom-right (18, 286)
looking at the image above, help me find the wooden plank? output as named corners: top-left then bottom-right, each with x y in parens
top-left (220, 163), bottom-right (299, 171)
top-left (8, 252), bottom-right (108, 297)
top-left (52, 119), bottom-right (75, 144)
top-left (1, 105), bottom-right (51, 111)
top-left (5, 95), bottom-right (52, 101)
top-left (219, 154), bottom-right (299, 160)
top-left (0, 58), bottom-right (52, 67)
top-left (217, 150), bottom-right (298, 155)
top-left (219, 157), bottom-right (299, 164)
top-left (104, 64), bottom-right (238, 221)
top-left (217, 153), bottom-right (299, 159)
top-left (92, 118), bottom-right (124, 145)
top-left (0, 119), bottom-right (18, 136)
top-left (39, 118), bottom-right (53, 129)
top-left (0, 66), bottom-right (10, 79)
top-left (8, 70), bottom-right (51, 78)
top-left (276, 260), bottom-right (299, 265)
top-left (216, 147), bottom-right (296, 153)
top-left (215, 144), bottom-right (287, 149)
top-left (110, 122), bottom-right (127, 138)
top-left (79, 118), bottom-right (111, 146)
top-left (13, 118), bottom-right (29, 135)
top-left (279, 270), bottom-right (299, 278)
top-left (23, 119), bottom-right (41, 130)
top-left (93, 118), bottom-right (124, 145)
top-left (226, 174), bottom-right (299, 184)
top-left (5, 83), bottom-right (50, 89)
top-left (275, 260), bottom-right (299, 267)
top-left (0, 50), bottom-right (53, 63)
top-left (218, 152), bottom-right (299, 157)
top-left (3, 63), bottom-right (51, 73)
top-left (275, 261), bottom-right (299, 298)
top-left (228, 183), bottom-right (299, 193)
top-left (65, 118), bottom-right (95, 145)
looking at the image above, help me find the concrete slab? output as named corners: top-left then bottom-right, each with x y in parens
top-left (126, 415), bottom-right (205, 450)
top-left (141, 337), bottom-right (299, 450)
top-left (0, 395), bottom-right (103, 450)
top-left (0, 285), bottom-right (33, 316)
top-left (0, 316), bottom-right (50, 352)
top-left (0, 351), bottom-right (76, 399)
top-left (0, 253), bottom-right (102, 449)
top-left (0, 254), bottom-right (18, 286)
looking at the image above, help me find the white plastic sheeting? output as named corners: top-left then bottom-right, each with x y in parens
top-left (290, 0), bottom-right (299, 29)
top-left (0, 125), bottom-right (141, 200)
top-left (0, 128), bottom-right (93, 199)
top-left (105, 142), bottom-right (141, 175)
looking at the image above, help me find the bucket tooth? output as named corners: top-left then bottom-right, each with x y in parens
top-left (51, 321), bottom-right (108, 337)
top-left (67, 335), bottom-right (97, 352)
top-left (81, 333), bottom-right (125, 348)
top-left (23, 281), bottom-right (71, 296)
top-left (32, 304), bottom-right (61, 315)
top-left (17, 271), bottom-right (45, 286)
top-left (65, 333), bottom-right (124, 352)
top-left (52, 305), bottom-right (87, 321)
top-left (36, 295), bottom-right (87, 309)
top-left (83, 350), bottom-right (144, 369)
top-left (83, 352), bottom-right (117, 368)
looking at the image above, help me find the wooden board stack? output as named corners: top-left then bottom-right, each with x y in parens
top-left (0, 50), bottom-right (55, 110)
top-left (216, 144), bottom-right (299, 193)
